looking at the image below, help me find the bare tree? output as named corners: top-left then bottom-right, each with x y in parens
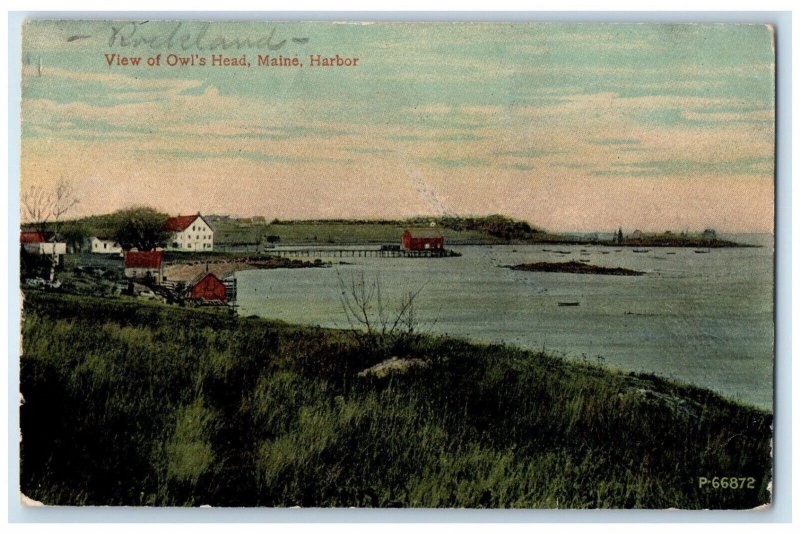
top-left (51, 178), bottom-right (80, 234)
top-left (21, 177), bottom-right (79, 234)
top-left (21, 185), bottom-right (52, 233)
top-left (337, 270), bottom-right (426, 356)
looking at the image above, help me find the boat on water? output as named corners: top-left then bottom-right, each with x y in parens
top-left (578, 259), bottom-right (591, 263)
top-left (666, 251), bottom-right (677, 255)
top-left (558, 302), bottom-right (580, 307)
top-left (632, 249), bottom-right (650, 253)
top-left (694, 249), bottom-right (711, 254)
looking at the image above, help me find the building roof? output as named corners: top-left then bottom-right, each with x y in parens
top-left (125, 250), bottom-right (163, 269)
top-left (403, 228), bottom-right (443, 238)
top-left (162, 215), bottom-right (202, 232)
top-left (189, 271), bottom-right (222, 287)
top-left (20, 231), bottom-right (53, 244)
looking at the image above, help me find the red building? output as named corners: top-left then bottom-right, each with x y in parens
top-left (124, 250), bottom-right (164, 284)
top-left (20, 231), bottom-right (52, 244)
top-left (402, 229), bottom-right (444, 251)
top-left (188, 272), bottom-right (227, 302)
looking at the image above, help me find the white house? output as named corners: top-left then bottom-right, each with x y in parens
top-left (20, 231), bottom-right (67, 257)
top-left (162, 214), bottom-right (214, 251)
top-left (89, 236), bottom-right (123, 255)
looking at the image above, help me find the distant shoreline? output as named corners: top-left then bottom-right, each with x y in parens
top-left (35, 214), bottom-right (764, 252)
top-left (163, 254), bottom-right (328, 282)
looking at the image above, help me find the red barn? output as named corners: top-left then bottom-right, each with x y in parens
top-left (402, 229), bottom-right (444, 251)
top-left (188, 272), bottom-right (227, 302)
top-left (124, 250), bottom-right (164, 284)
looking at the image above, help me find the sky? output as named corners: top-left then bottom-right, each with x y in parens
top-left (20, 21), bottom-right (775, 232)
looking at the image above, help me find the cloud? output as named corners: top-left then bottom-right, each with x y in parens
top-left (590, 138), bottom-right (641, 146)
top-left (23, 65), bottom-right (204, 94)
top-left (591, 157), bottom-right (773, 177)
top-left (460, 105), bottom-right (505, 115)
top-left (406, 104), bottom-right (453, 114)
top-left (424, 156), bottom-right (491, 168)
top-left (682, 110), bottom-right (774, 123)
top-left (496, 148), bottom-right (566, 158)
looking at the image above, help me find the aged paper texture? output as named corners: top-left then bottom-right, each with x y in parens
top-left (19, 20), bottom-right (774, 508)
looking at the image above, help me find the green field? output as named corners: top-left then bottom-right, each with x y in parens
top-left (209, 216), bottom-right (530, 246)
top-left (21, 292), bottom-right (771, 508)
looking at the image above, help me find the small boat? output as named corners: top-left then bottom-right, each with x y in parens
top-left (558, 302), bottom-right (580, 307)
top-left (600, 251), bottom-right (610, 254)
top-left (694, 249), bottom-right (710, 254)
top-left (666, 251), bottom-right (677, 255)
top-left (542, 248), bottom-right (551, 252)
top-left (578, 259), bottom-right (591, 263)
top-left (632, 249), bottom-right (650, 253)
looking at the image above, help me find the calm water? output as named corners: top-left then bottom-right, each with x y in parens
top-left (237, 235), bottom-right (774, 409)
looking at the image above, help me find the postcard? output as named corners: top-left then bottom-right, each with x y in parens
top-left (18, 20), bottom-right (775, 509)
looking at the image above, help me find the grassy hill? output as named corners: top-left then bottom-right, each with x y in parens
top-left (20, 292), bottom-right (771, 508)
top-left (207, 214), bottom-right (544, 246)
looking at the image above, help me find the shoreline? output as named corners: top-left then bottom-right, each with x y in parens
top-left (20, 290), bottom-right (772, 507)
top-left (163, 255), bottom-right (328, 282)
top-left (22, 288), bottom-right (772, 414)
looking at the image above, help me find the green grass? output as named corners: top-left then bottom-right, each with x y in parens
top-left (212, 221), bottom-right (492, 246)
top-left (20, 292), bottom-right (772, 508)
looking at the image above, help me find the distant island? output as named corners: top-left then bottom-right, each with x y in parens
top-left (508, 261), bottom-right (644, 276)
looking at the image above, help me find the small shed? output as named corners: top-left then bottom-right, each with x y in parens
top-left (124, 250), bottom-right (164, 284)
top-left (188, 272), bottom-right (228, 302)
top-left (401, 229), bottom-right (444, 251)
